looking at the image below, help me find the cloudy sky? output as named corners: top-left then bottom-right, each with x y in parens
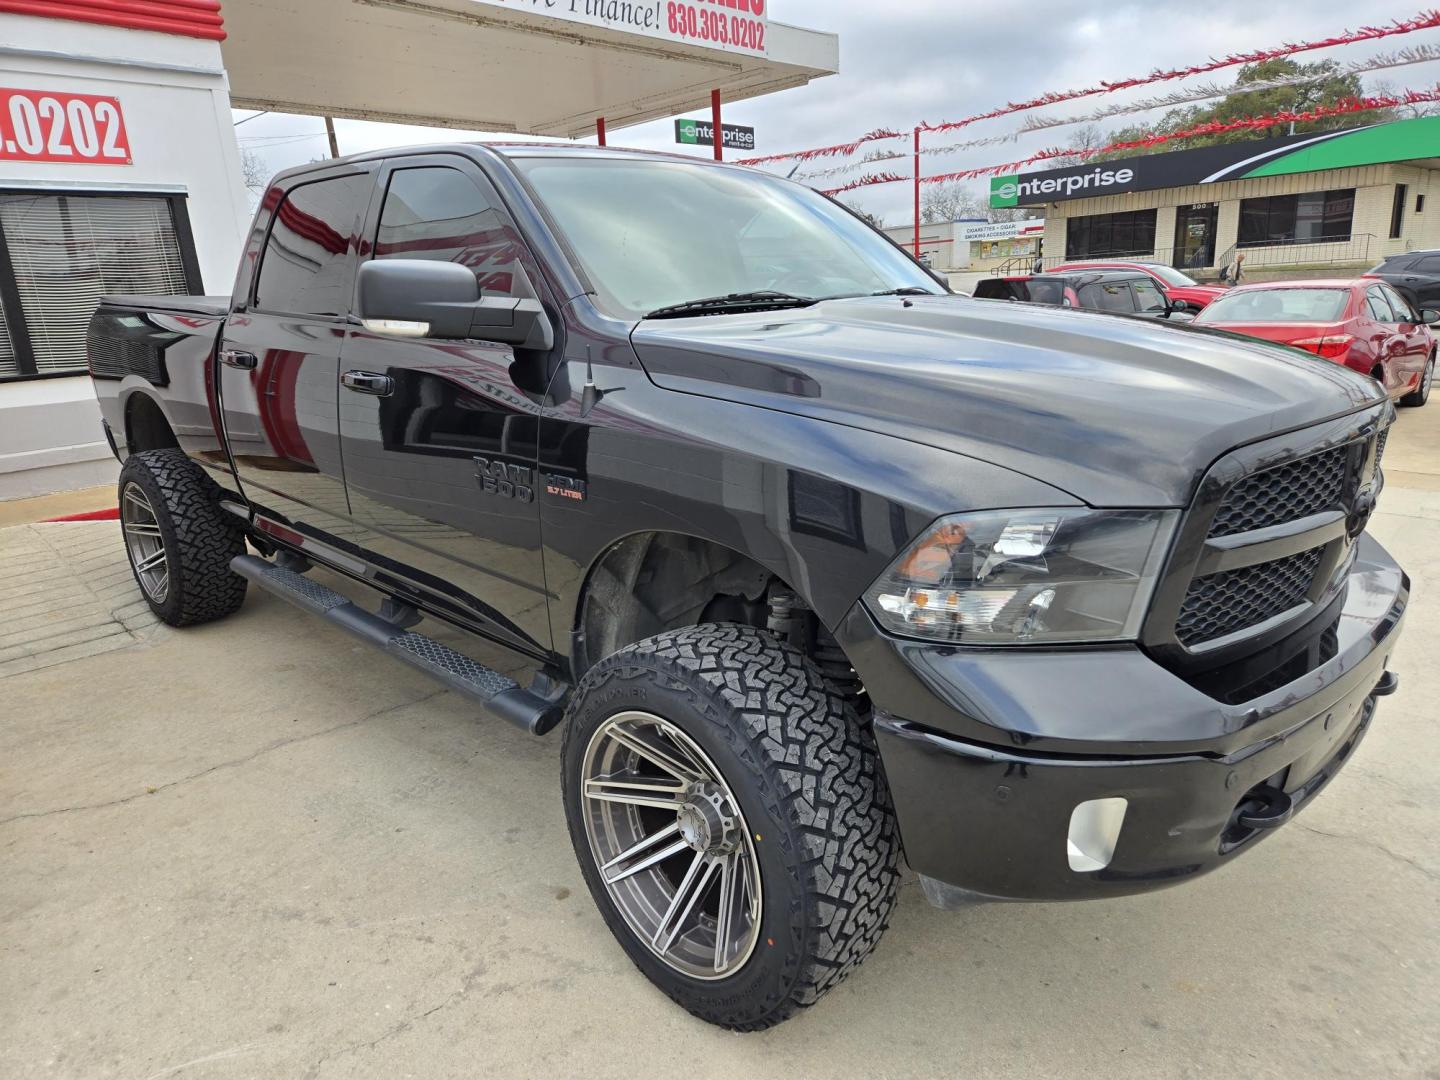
top-left (234, 0), bottom-right (1440, 223)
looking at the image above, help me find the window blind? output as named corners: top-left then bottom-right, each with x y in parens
top-left (0, 296), bottom-right (17, 377)
top-left (0, 195), bottom-right (188, 375)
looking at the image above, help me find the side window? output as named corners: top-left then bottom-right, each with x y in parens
top-left (374, 167), bottom-right (534, 298)
top-left (1380, 284), bottom-right (1417, 322)
top-left (1078, 281), bottom-right (1135, 313)
top-left (1365, 289), bottom-right (1396, 323)
top-left (1131, 278), bottom-right (1166, 312)
top-left (254, 173), bottom-right (371, 316)
top-left (1413, 255), bottom-right (1440, 273)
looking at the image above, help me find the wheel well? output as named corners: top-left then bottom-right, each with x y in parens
top-left (125, 394), bottom-right (179, 454)
top-left (574, 532), bottom-right (865, 709)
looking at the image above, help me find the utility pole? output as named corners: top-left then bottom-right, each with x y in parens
top-left (913, 126), bottom-right (921, 257)
top-left (325, 115), bottom-right (340, 159)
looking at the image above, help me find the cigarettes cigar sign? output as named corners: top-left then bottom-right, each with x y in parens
top-left (478, 0), bottom-right (768, 56)
top-left (990, 116), bottom-right (1440, 207)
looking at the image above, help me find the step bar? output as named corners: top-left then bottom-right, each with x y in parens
top-left (230, 554), bottom-right (565, 735)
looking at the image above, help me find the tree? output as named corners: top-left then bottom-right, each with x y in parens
top-left (1096, 59), bottom-right (1398, 159)
top-left (921, 181), bottom-right (986, 223)
top-left (239, 148), bottom-right (269, 192)
top-left (842, 200), bottom-right (885, 230)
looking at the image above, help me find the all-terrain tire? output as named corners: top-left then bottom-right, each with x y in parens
top-left (1401, 350), bottom-right (1434, 407)
top-left (560, 623), bottom-right (901, 1031)
top-left (118, 449), bottom-right (247, 626)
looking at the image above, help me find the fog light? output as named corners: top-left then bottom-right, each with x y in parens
top-left (1067, 797), bottom-right (1128, 872)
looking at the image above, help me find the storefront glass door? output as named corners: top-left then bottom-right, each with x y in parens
top-left (1173, 203), bottom-right (1218, 271)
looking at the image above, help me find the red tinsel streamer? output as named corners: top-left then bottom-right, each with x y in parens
top-left (821, 89), bottom-right (1440, 194)
top-left (742, 9), bottom-right (1440, 167)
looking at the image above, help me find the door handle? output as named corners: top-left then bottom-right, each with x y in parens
top-left (341, 370), bottom-right (394, 397)
top-left (219, 348), bottom-right (257, 370)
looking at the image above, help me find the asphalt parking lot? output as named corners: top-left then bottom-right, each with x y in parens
top-left (3, 417), bottom-right (1439, 1080)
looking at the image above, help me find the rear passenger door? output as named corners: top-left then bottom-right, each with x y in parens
top-left (1363, 286), bottom-right (1407, 394)
top-left (1129, 277), bottom-right (1169, 316)
top-left (1379, 283), bottom-right (1431, 390)
top-left (1076, 280), bottom-right (1137, 315)
top-left (219, 165), bottom-right (376, 544)
top-left (336, 156), bottom-right (554, 656)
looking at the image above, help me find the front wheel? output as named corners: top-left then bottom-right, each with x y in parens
top-left (1401, 351), bottom-right (1434, 407)
top-left (560, 624), bottom-right (900, 1030)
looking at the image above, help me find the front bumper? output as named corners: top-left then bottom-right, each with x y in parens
top-left (839, 534), bottom-right (1407, 902)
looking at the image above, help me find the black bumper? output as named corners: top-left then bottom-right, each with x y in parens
top-left (839, 534), bottom-right (1407, 902)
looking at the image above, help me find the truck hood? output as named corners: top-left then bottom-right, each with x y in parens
top-left (629, 295), bottom-right (1385, 507)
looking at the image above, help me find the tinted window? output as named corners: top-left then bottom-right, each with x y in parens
top-left (1196, 288), bottom-right (1348, 324)
top-left (375, 167), bottom-right (533, 298)
top-left (1380, 284), bottom-right (1416, 322)
top-left (1412, 255), bottom-right (1440, 273)
top-left (1077, 281), bottom-right (1136, 313)
top-left (1024, 280), bottom-right (1065, 305)
top-left (255, 174), bottom-right (371, 315)
top-left (1238, 189), bottom-right (1352, 247)
top-left (1065, 210), bottom-right (1157, 259)
top-left (1365, 290), bottom-right (1394, 322)
top-left (1131, 278), bottom-right (1167, 312)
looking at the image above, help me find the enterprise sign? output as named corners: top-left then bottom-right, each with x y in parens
top-left (990, 116), bottom-right (1440, 208)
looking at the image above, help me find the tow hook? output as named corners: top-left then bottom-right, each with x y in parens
top-left (1235, 785), bottom-right (1293, 831)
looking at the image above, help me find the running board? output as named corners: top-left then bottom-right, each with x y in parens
top-left (230, 554), bottom-right (565, 735)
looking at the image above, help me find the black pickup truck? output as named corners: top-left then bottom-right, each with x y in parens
top-left (87, 144), bottom-right (1406, 1030)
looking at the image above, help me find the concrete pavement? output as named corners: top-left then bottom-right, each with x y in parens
top-left (2, 416), bottom-right (1438, 1079)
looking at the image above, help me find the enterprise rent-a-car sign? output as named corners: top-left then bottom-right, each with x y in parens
top-left (479, 0), bottom-right (768, 55)
top-left (990, 115), bottom-right (1440, 207)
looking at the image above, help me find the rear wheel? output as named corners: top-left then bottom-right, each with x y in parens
top-left (560, 623), bottom-right (900, 1030)
top-left (1401, 351), bottom-right (1434, 407)
top-left (118, 449), bottom-right (247, 626)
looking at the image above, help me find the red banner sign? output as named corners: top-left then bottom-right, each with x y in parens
top-left (0, 88), bottom-right (133, 165)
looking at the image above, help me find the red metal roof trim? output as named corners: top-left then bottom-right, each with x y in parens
top-left (0, 0), bottom-right (226, 40)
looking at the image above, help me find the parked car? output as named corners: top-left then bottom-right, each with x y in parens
top-left (1193, 279), bottom-right (1437, 406)
top-left (974, 269), bottom-right (1189, 319)
top-left (1366, 249), bottom-right (1440, 309)
top-left (1050, 259), bottom-right (1226, 311)
top-left (88, 144), bottom-right (1405, 1031)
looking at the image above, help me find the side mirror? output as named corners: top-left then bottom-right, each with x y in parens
top-left (1168, 297), bottom-right (1190, 314)
top-left (1422, 308), bottom-right (1440, 326)
top-left (357, 259), bottom-right (554, 349)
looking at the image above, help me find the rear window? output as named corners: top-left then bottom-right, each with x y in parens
top-left (1195, 288), bottom-right (1348, 324)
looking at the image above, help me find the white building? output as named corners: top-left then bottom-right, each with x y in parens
top-left (883, 217), bottom-right (1046, 272)
top-left (0, 4), bottom-right (249, 499)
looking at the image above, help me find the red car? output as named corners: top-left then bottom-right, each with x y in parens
top-left (1050, 260), bottom-right (1225, 311)
top-left (1193, 278), bottom-right (1438, 406)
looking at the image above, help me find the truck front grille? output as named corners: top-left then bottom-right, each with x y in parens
top-left (1167, 421), bottom-right (1387, 651)
top-left (1207, 445), bottom-right (1347, 537)
top-left (1176, 548), bottom-right (1323, 647)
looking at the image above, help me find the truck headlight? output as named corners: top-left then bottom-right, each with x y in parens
top-left (864, 508), bottom-right (1178, 644)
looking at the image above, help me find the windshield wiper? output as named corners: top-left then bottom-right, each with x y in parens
top-left (643, 291), bottom-right (818, 319)
top-left (869, 286), bottom-right (936, 297)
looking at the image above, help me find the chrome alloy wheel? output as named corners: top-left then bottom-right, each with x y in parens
top-left (580, 710), bottom-right (762, 980)
top-left (1424, 355), bottom-right (1434, 398)
top-left (121, 481), bottom-right (169, 603)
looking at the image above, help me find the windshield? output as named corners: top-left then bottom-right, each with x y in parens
top-left (513, 157), bottom-right (943, 319)
top-left (1196, 288), bottom-right (1348, 324)
top-left (1144, 264), bottom-right (1199, 288)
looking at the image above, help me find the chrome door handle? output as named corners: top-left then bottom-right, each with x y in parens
top-left (219, 348), bottom-right (257, 370)
top-left (341, 370), bottom-right (394, 397)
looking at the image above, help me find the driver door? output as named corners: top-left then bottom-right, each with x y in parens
top-left (336, 156), bottom-right (555, 656)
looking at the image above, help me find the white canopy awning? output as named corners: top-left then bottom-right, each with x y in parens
top-left (221, 0), bottom-right (838, 137)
